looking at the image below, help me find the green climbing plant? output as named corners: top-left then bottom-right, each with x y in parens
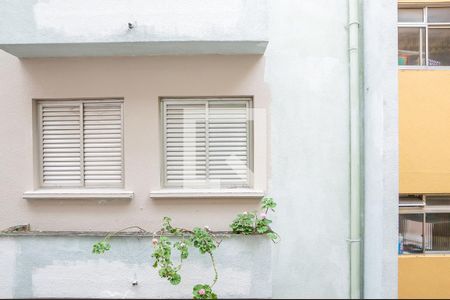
top-left (92, 197), bottom-right (278, 299)
top-left (230, 197), bottom-right (280, 242)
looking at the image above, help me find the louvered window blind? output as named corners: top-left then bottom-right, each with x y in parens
top-left (162, 98), bottom-right (252, 188)
top-left (38, 99), bottom-right (124, 188)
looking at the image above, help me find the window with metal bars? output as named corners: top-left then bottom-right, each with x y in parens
top-left (399, 195), bottom-right (450, 253)
top-left (37, 99), bottom-right (124, 188)
top-left (398, 6), bottom-right (450, 66)
top-left (161, 98), bottom-right (253, 189)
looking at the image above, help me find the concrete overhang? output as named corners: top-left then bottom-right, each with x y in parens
top-left (0, 0), bottom-right (268, 58)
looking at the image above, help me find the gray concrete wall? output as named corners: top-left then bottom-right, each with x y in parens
top-left (267, 0), bottom-right (351, 298)
top-left (363, 0), bottom-right (398, 298)
top-left (0, 234), bottom-right (271, 299)
top-left (0, 0), bottom-right (268, 43)
top-left (0, 0), bottom-right (268, 56)
top-left (268, 0), bottom-right (398, 298)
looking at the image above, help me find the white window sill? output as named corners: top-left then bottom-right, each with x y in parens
top-left (149, 189), bottom-right (265, 199)
top-left (399, 66), bottom-right (450, 71)
top-left (23, 189), bottom-right (134, 200)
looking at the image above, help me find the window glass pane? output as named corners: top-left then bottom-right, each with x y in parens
top-left (398, 8), bottom-right (423, 22)
top-left (428, 28), bottom-right (450, 66)
top-left (425, 213), bottom-right (450, 251)
top-left (398, 27), bottom-right (425, 65)
top-left (399, 214), bottom-right (424, 254)
top-left (426, 196), bottom-right (450, 206)
top-left (428, 7), bottom-right (450, 23)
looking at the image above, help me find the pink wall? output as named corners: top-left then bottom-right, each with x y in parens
top-left (0, 50), bottom-right (270, 231)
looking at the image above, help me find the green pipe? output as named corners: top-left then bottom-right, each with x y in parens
top-left (348, 0), bottom-right (363, 298)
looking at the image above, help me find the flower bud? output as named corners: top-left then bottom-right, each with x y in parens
top-left (198, 289), bottom-right (206, 295)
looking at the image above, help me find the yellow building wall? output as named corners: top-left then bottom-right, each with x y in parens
top-left (399, 255), bottom-right (450, 299)
top-left (398, 2), bottom-right (450, 300)
top-left (399, 70), bottom-right (450, 193)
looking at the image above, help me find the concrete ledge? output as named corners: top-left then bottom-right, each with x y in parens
top-left (0, 235), bottom-right (272, 298)
top-left (0, 230), bottom-right (238, 237)
top-left (150, 189), bottom-right (265, 199)
top-left (23, 189), bottom-right (134, 200)
top-left (0, 0), bottom-right (268, 57)
top-left (1, 41), bottom-right (268, 58)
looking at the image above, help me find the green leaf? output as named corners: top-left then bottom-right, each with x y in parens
top-left (190, 228), bottom-right (217, 254)
top-left (158, 268), bottom-right (166, 277)
top-left (170, 273), bottom-right (181, 285)
top-left (163, 216), bottom-right (179, 234)
top-left (92, 241), bottom-right (111, 254)
top-left (174, 240), bottom-right (190, 260)
top-left (261, 197), bottom-right (277, 211)
top-left (255, 217), bottom-right (273, 234)
top-left (192, 284), bottom-right (217, 299)
top-left (257, 226), bottom-right (269, 233)
top-left (230, 212), bottom-right (256, 235)
top-left (267, 232), bottom-right (280, 242)
top-left (193, 284), bottom-right (203, 293)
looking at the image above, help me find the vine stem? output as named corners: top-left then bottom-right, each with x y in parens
top-left (160, 226), bottom-right (194, 236)
top-left (103, 226), bottom-right (148, 242)
top-left (209, 252), bottom-right (219, 287)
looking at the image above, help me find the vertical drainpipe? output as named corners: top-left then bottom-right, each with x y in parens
top-left (348, 0), bottom-right (363, 298)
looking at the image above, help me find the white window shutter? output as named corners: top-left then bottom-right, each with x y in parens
top-left (39, 100), bottom-right (124, 188)
top-left (83, 102), bottom-right (123, 187)
top-left (162, 98), bottom-right (251, 188)
top-left (40, 103), bottom-right (82, 187)
top-left (163, 101), bottom-right (207, 187)
top-left (208, 101), bottom-right (250, 187)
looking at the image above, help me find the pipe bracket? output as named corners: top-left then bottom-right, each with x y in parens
top-left (346, 238), bottom-right (361, 243)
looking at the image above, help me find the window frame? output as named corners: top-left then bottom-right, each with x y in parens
top-left (399, 194), bottom-right (450, 254)
top-left (398, 5), bottom-right (450, 69)
top-left (36, 98), bottom-right (125, 189)
top-left (159, 96), bottom-right (254, 189)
